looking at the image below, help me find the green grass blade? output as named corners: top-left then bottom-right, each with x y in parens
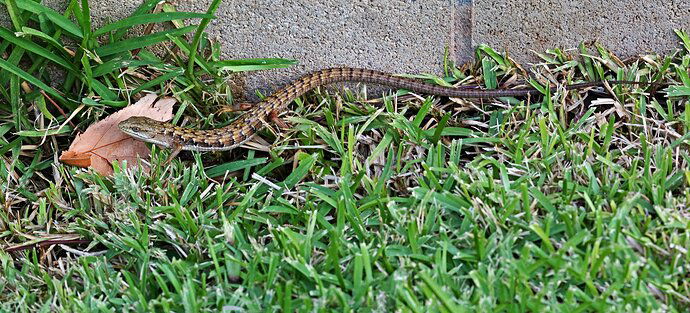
top-left (213, 58), bottom-right (298, 72)
top-left (18, 27), bottom-right (71, 54)
top-left (95, 26), bottom-right (196, 57)
top-left (0, 58), bottom-right (69, 105)
top-left (4, 0), bottom-right (23, 31)
top-left (206, 158), bottom-right (268, 177)
top-left (94, 12), bottom-right (213, 36)
top-left (667, 85), bottom-right (690, 97)
top-left (130, 68), bottom-right (185, 95)
top-left (185, 0), bottom-right (222, 87)
top-left (92, 58), bottom-right (162, 77)
top-left (0, 26), bottom-right (78, 74)
top-left (16, 0), bottom-right (83, 38)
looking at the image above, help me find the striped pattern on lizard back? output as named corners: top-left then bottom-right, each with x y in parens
top-left (118, 67), bottom-right (622, 152)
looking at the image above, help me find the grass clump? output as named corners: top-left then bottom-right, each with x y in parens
top-left (1, 0), bottom-right (690, 311)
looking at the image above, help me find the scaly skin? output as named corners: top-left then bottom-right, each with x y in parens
top-left (118, 67), bottom-right (648, 152)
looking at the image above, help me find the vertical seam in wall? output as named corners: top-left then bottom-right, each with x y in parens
top-left (469, 0), bottom-right (475, 49)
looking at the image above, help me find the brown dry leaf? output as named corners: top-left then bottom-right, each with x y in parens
top-left (59, 94), bottom-right (175, 175)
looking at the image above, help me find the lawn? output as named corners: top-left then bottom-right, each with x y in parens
top-left (1, 0), bottom-right (690, 312)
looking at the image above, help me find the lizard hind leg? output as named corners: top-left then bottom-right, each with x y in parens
top-left (269, 110), bottom-right (290, 129)
top-left (218, 102), bottom-right (254, 114)
top-left (163, 143), bottom-right (184, 164)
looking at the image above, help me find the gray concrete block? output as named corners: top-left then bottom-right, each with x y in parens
top-left (174, 0), bottom-right (460, 99)
top-left (472, 0), bottom-right (690, 63)
top-left (0, 6), bottom-right (8, 29)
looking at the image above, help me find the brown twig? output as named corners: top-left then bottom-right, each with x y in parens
top-left (40, 90), bottom-right (76, 128)
top-left (4, 239), bottom-right (91, 253)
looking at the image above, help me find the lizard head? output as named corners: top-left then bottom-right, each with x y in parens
top-left (118, 116), bottom-right (175, 148)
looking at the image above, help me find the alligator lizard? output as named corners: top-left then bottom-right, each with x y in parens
top-left (118, 67), bottom-right (649, 159)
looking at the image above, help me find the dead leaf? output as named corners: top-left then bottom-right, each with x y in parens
top-left (60, 94), bottom-right (175, 175)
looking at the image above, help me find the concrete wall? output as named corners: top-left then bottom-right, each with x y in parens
top-left (186, 0), bottom-right (473, 98)
top-left (472, 0), bottom-right (690, 63)
top-left (2, 0), bottom-right (688, 98)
